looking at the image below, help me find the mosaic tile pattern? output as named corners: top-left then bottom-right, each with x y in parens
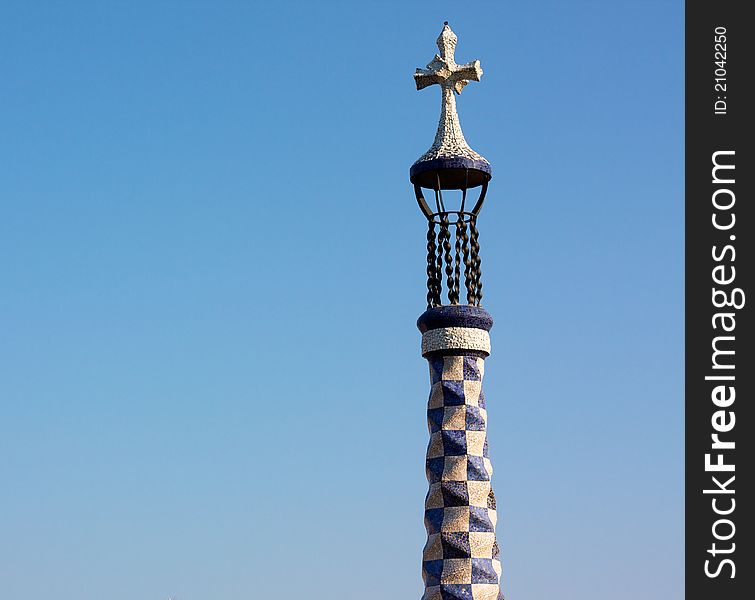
top-left (413, 24), bottom-right (491, 174)
top-left (422, 354), bottom-right (503, 600)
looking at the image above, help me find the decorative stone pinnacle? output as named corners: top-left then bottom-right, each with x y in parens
top-left (412, 23), bottom-right (491, 182)
top-left (409, 25), bottom-right (502, 600)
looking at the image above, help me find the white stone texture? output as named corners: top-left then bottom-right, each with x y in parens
top-left (414, 24), bottom-right (490, 167)
top-left (421, 326), bottom-right (491, 355)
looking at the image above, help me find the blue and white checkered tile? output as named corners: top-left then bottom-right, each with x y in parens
top-left (422, 355), bottom-right (503, 600)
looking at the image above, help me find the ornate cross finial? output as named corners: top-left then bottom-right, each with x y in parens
top-left (415, 22), bottom-right (483, 95)
top-left (412, 23), bottom-right (490, 186)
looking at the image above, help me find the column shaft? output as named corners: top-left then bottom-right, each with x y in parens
top-left (418, 306), bottom-right (502, 600)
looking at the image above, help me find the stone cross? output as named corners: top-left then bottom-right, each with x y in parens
top-left (413, 23), bottom-right (489, 169)
top-left (415, 22), bottom-right (483, 94)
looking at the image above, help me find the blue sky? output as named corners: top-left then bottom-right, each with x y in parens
top-left (0, 1), bottom-right (683, 599)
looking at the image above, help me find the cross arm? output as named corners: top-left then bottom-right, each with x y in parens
top-left (414, 68), bottom-right (439, 91)
top-left (453, 60), bottom-right (483, 84)
top-left (447, 60), bottom-right (482, 95)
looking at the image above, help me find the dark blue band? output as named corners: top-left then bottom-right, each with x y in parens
top-left (411, 157), bottom-right (492, 180)
top-left (417, 304), bottom-right (494, 333)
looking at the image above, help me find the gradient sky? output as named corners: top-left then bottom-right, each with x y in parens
top-left (0, 2), bottom-right (684, 599)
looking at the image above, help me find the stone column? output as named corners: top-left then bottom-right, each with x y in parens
top-left (418, 305), bottom-right (502, 600)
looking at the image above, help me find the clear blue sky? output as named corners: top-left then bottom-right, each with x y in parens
top-left (0, 1), bottom-right (683, 599)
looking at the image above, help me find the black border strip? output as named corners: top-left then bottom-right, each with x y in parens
top-left (686, 1), bottom-right (752, 598)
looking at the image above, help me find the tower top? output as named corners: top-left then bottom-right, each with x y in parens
top-left (411, 23), bottom-right (491, 190)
